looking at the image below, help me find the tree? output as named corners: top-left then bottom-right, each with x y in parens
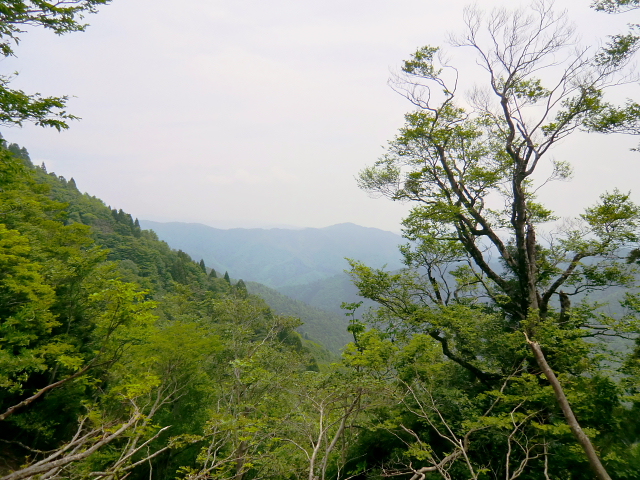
top-left (593, 0), bottom-right (640, 13)
top-left (235, 279), bottom-right (247, 298)
top-left (224, 271), bottom-right (231, 284)
top-left (277, 368), bottom-right (373, 480)
top-left (0, 144), bottom-right (170, 477)
top-left (0, 0), bottom-right (110, 130)
top-left (585, 0), bottom-right (640, 143)
top-left (354, 2), bottom-right (639, 479)
top-left (2, 387), bottom-right (175, 480)
top-left (178, 296), bottom-right (310, 480)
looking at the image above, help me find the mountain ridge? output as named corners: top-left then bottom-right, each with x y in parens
top-left (139, 219), bottom-right (405, 288)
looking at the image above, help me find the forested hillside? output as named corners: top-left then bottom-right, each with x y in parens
top-left (0, 143), bottom-right (344, 479)
top-left (245, 281), bottom-right (351, 354)
top-left (4, 139), bottom-right (640, 480)
top-left (137, 222), bottom-right (399, 325)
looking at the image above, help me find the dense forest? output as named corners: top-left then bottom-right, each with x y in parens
top-left (2, 1), bottom-right (640, 480)
top-left (0, 142), bottom-right (343, 477)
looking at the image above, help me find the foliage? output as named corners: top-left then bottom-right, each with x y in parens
top-left (0, 143), bottom-right (336, 480)
top-left (0, 1), bottom-right (110, 129)
top-left (246, 280), bottom-right (350, 354)
top-left (350, 2), bottom-right (640, 478)
top-left (593, 0), bottom-right (640, 13)
top-left (4, 2), bottom-right (640, 480)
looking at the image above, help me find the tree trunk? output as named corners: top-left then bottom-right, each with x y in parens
top-left (527, 339), bottom-right (611, 480)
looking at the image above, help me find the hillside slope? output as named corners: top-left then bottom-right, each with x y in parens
top-left (246, 281), bottom-right (351, 353)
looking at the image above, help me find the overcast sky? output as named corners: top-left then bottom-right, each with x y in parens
top-left (2, 0), bottom-right (638, 231)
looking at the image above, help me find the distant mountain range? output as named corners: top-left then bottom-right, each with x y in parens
top-left (139, 220), bottom-right (406, 350)
top-left (139, 221), bottom-right (404, 288)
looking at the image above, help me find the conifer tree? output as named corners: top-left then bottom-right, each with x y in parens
top-left (233, 279), bottom-right (248, 299)
top-left (132, 218), bottom-right (141, 238)
top-left (223, 271), bottom-right (230, 283)
top-left (7, 143), bottom-right (29, 160)
top-left (199, 259), bottom-right (206, 273)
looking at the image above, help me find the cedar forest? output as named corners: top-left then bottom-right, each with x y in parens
top-left (1, 1), bottom-right (640, 479)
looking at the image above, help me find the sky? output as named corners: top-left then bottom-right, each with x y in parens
top-left (1, 0), bottom-right (639, 232)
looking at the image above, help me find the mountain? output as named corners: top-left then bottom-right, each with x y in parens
top-left (139, 220), bottom-right (404, 288)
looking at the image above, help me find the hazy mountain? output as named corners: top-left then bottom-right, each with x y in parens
top-left (139, 220), bottom-right (404, 288)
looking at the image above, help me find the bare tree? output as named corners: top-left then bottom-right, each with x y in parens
top-left (279, 371), bottom-right (368, 480)
top-left (1, 386), bottom-right (179, 480)
top-left (379, 372), bottom-right (554, 480)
